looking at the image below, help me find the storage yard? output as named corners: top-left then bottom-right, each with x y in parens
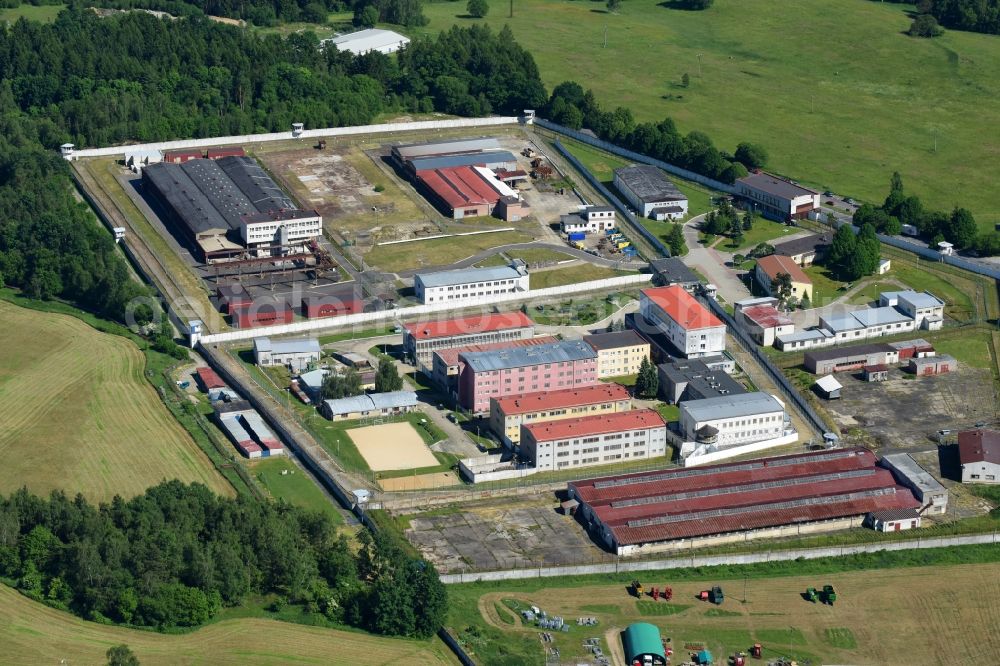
top-left (454, 562), bottom-right (1000, 666)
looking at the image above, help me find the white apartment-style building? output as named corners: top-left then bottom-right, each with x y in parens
top-left (639, 286), bottom-right (726, 358)
top-left (521, 409), bottom-right (667, 472)
top-left (560, 206), bottom-right (617, 234)
top-left (679, 392), bottom-right (787, 448)
top-left (489, 383), bottom-right (632, 446)
top-left (253, 337), bottom-right (321, 372)
top-left (582, 330), bottom-right (651, 378)
top-left (241, 209), bottom-right (322, 252)
top-left (414, 265), bottom-right (529, 304)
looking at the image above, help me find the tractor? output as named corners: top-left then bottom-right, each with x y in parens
top-left (750, 643), bottom-right (762, 659)
top-left (631, 580), bottom-right (643, 598)
top-left (651, 586), bottom-right (659, 601)
top-left (805, 587), bottom-right (819, 602)
top-left (663, 586), bottom-right (673, 601)
top-left (822, 584), bottom-right (837, 605)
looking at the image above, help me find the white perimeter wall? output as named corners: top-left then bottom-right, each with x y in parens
top-left (196, 274), bottom-right (652, 345)
top-left (66, 116), bottom-right (523, 159)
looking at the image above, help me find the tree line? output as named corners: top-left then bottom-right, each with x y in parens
top-left (0, 481), bottom-right (446, 636)
top-left (544, 80), bottom-right (769, 184)
top-left (918, 0), bottom-right (1000, 36)
top-left (853, 171), bottom-right (997, 255)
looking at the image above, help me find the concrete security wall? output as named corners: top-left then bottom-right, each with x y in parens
top-left (682, 432), bottom-right (800, 467)
top-left (196, 273), bottom-right (652, 345)
top-left (438, 532), bottom-right (1000, 583)
top-left (67, 116), bottom-right (522, 159)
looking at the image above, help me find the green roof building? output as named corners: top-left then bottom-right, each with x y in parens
top-left (622, 622), bottom-right (666, 665)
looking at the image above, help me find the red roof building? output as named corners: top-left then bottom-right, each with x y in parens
top-left (231, 301), bottom-right (294, 329)
top-left (638, 286), bottom-right (726, 359)
top-left (958, 429), bottom-right (1000, 484)
top-left (432, 335), bottom-right (558, 394)
top-left (522, 409), bottom-right (668, 472)
top-left (302, 294), bottom-right (362, 319)
top-left (490, 383), bottom-right (633, 445)
top-left (207, 147), bottom-right (247, 159)
top-left (404, 311), bottom-right (535, 368)
top-left (569, 447), bottom-right (920, 554)
top-left (739, 303), bottom-right (795, 346)
top-left (195, 367), bottom-right (226, 391)
top-left (162, 149), bottom-right (205, 163)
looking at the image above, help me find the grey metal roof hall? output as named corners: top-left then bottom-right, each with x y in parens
top-left (253, 337), bottom-right (321, 355)
top-left (650, 257), bottom-right (700, 285)
top-left (880, 454), bottom-right (946, 496)
top-left (460, 340), bottom-right (597, 372)
top-left (614, 165), bottom-right (685, 204)
top-left (680, 391), bottom-right (784, 422)
top-left (143, 162), bottom-right (231, 237)
top-left (216, 155), bottom-right (296, 212)
top-left (416, 265), bottom-right (523, 289)
top-left (394, 138), bottom-right (500, 160)
top-left (738, 172), bottom-right (819, 200)
top-left (583, 330), bottom-right (648, 351)
top-left (180, 158), bottom-right (258, 230)
top-left (408, 151), bottom-right (517, 171)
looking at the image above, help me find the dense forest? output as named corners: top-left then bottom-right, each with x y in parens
top-left (0, 11), bottom-right (544, 319)
top-left (0, 481), bottom-right (447, 636)
top-left (543, 81), bottom-right (762, 184)
top-left (885, 0), bottom-right (1000, 36)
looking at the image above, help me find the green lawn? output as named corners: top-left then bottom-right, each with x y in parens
top-left (932, 330), bottom-right (994, 369)
top-left (656, 402), bottom-right (681, 422)
top-left (253, 457), bottom-right (344, 524)
top-left (531, 292), bottom-right (635, 326)
top-left (505, 247), bottom-right (575, 264)
top-left (318, 324), bottom-right (396, 345)
top-left (802, 263), bottom-right (848, 307)
top-left (418, 0), bottom-right (1000, 233)
top-left (364, 230), bottom-right (533, 271)
top-left (725, 218), bottom-right (799, 253)
top-left (529, 264), bottom-right (632, 289)
top-left (0, 3), bottom-right (65, 23)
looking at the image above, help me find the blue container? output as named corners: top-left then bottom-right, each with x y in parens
top-left (568, 232), bottom-right (586, 241)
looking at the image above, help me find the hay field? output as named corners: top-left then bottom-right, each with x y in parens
top-left (0, 583), bottom-right (456, 666)
top-left (0, 300), bottom-right (232, 501)
top-left (470, 563), bottom-right (1000, 665)
top-left (348, 421), bottom-right (438, 471)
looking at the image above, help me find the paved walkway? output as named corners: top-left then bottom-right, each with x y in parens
top-left (680, 214), bottom-right (752, 304)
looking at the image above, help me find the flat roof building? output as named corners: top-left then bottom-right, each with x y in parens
top-left (403, 311), bottom-right (535, 369)
top-left (880, 453), bottom-right (948, 514)
top-left (679, 391), bottom-right (787, 447)
top-left (253, 337), bottom-right (321, 372)
top-left (392, 138), bottom-right (500, 162)
top-left (878, 290), bottom-right (945, 330)
top-left (613, 165), bottom-right (688, 220)
top-left (804, 343), bottom-right (899, 374)
top-left (458, 340), bottom-right (599, 413)
top-left (521, 409), bottom-right (667, 472)
top-left (736, 172), bottom-right (820, 222)
top-left (658, 358), bottom-right (745, 405)
top-left (414, 264), bottom-right (529, 306)
top-left (568, 447), bottom-right (920, 555)
top-left (490, 383), bottom-right (632, 446)
top-left (318, 391), bottom-right (418, 421)
top-left (324, 28), bottom-right (410, 55)
top-left (735, 297), bottom-right (795, 347)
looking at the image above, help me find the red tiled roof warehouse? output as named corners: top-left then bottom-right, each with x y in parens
top-left (195, 367), bottom-right (226, 390)
top-left (568, 448), bottom-right (920, 555)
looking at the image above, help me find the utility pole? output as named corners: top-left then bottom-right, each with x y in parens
top-left (697, 53), bottom-right (703, 77)
top-left (603, 24), bottom-right (608, 48)
top-left (509, 0), bottom-right (513, 18)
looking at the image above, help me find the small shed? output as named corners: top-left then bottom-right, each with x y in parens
top-left (867, 507), bottom-right (921, 532)
top-left (560, 498), bottom-right (579, 515)
top-left (696, 649), bottom-right (714, 664)
top-left (938, 241), bottom-right (954, 256)
top-left (877, 258), bottom-right (891, 274)
top-left (622, 623), bottom-right (666, 666)
top-left (814, 374), bottom-right (842, 400)
top-left (863, 364), bottom-right (889, 382)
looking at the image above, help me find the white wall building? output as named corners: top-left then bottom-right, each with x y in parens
top-left (253, 337), bottom-right (321, 371)
top-left (241, 209), bottom-right (322, 251)
top-left (878, 290), bottom-right (945, 330)
top-left (679, 392), bottom-right (788, 448)
top-left (613, 165), bottom-right (688, 220)
top-left (414, 265), bottom-right (529, 304)
top-left (521, 409), bottom-right (666, 472)
top-left (323, 28), bottom-right (410, 55)
top-left (560, 206), bottom-right (617, 234)
top-left (735, 172), bottom-right (820, 222)
top-left (639, 286), bottom-right (726, 358)
top-left (734, 297), bottom-right (795, 347)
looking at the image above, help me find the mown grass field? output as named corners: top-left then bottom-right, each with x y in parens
top-left (450, 560), bottom-right (1000, 666)
top-left (420, 0), bottom-right (1000, 232)
top-left (0, 3), bottom-right (65, 23)
top-left (0, 583), bottom-right (456, 666)
top-left (364, 230), bottom-right (533, 271)
top-left (253, 457), bottom-right (344, 524)
top-left (0, 300), bottom-right (232, 502)
top-left (529, 263), bottom-right (632, 289)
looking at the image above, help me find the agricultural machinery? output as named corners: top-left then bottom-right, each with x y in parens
top-left (698, 586), bottom-right (724, 604)
top-left (631, 580), bottom-right (643, 598)
top-left (750, 643), bottom-right (762, 659)
top-left (822, 584), bottom-right (837, 605)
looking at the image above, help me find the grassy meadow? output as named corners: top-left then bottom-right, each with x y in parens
top-left (418, 0), bottom-right (1000, 232)
top-left (0, 299), bottom-right (233, 502)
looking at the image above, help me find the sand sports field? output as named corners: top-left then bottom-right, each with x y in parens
top-left (348, 421), bottom-right (439, 471)
top-left (380, 471), bottom-right (459, 491)
top-left (0, 300), bottom-right (233, 501)
top-left (0, 583), bottom-right (457, 665)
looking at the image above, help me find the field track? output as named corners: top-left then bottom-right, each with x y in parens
top-left (0, 300), bottom-right (232, 501)
top-left (0, 583), bottom-right (457, 665)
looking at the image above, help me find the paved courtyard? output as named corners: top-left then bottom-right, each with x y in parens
top-left (402, 495), bottom-right (602, 573)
